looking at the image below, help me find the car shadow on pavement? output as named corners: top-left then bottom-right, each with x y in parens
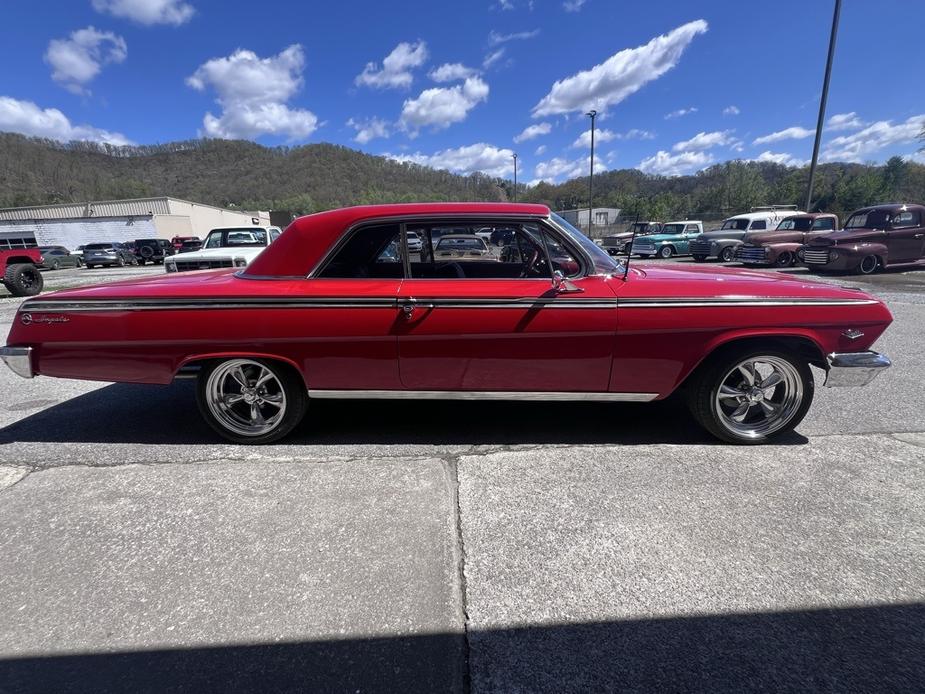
top-left (0, 603), bottom-right (920, 693)
top-left (0, 382), bottom-right (810, 447)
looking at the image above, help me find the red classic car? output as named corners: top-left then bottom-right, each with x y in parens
top-left (802, 203), bottom-right (925, 274)
top-left (0, 203), bottom-right (893, 445)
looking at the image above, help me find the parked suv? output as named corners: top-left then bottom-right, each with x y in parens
top-left (134, 238), bottom-right (176, 265)
top-left (801, 203), bottom-right (925, 274)
top-left (83, 242), bottom-right (137, 268)
top-left (690, 206), bottom-right (803, 262)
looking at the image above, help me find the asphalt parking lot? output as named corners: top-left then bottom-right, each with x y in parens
top-left (0, 261), bottom-right (923, 693)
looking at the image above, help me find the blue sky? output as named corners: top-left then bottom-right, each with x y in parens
top-left (2, 0), bottom-right (924, 184)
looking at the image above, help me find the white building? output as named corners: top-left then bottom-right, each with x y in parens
top-left (557, 207), bottom-right (622, 227)
top-left (0, 197), bottom-right (271, 249)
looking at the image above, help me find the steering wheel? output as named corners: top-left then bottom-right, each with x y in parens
top-left (519, 249), bottom-right (543, 278)
top-left (444, 261), bottom-right (465, 278)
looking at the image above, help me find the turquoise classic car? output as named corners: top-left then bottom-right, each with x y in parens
top-left (630, 220), bottom-right (704, 258)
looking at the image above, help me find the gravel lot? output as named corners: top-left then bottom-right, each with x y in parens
top-left (0, 261), bottom-right (923, 693)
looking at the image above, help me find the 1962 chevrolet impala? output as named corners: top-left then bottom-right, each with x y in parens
top-left (1, 203), bottom-right (892, 445)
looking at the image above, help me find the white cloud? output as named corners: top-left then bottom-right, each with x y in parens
top-left (664, 106), bottom-right (697, 120)
top-left (822, 114), bottom-right (925, 162)
top-left (488, 29), bottom-right (540, 45)
top-left (534, 144), bottom-right (547, 156)
top-left (0, 96), bottom-right (134, 145)
top-left (563, 0), bottom-right (587, 11)
top-left (355, 41), bottom-right (428, 90)
top-left (483, 48), bottom-right (506, 69)
top-left (387, 143), bottom-right (515, 177)
top-left (826, 112), bottom-right (865, 131)
top-left (513, 122), bottom-right (551, 142)
top-left (753, 126), bottom-right (814, 145)
top-left (571, 128), bottom-right (616, 148)
top-left (91, 0), bottom-right (194, 25)
top-left (723, 105), bottom-right (740, 116)
top-left (532, 20), bottom-right (707, 117)
top-left (533, 154), bottom-right (605, 183)
top-left (615, 128), bottom-right (655, 140)
top-left (399, 76), bottom-right (489, 135)
top-left (429, 63), bottom-right (478, 83)
top-left (45, 27), bottom-right (127, 95)
top-left (187, 45), bottom-right (318, 140)
top-left (638, 150), bottom-right (713, 176)
top-left (673, 130), bottom-right (738, 152)
top-left (347, 116), bottom-right (390, 144)
top-left (754, 151), bottom-right (807, 167)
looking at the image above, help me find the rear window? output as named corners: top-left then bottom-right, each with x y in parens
top-left (85, 243), bottom-right (114, 250)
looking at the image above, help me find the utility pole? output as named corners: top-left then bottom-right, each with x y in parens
top-left (586, 109), bottom-right (597, 235)
top-left (805, 0), bottom-right (842, 212)
top-left (512, 153), bottom-right (518, 202)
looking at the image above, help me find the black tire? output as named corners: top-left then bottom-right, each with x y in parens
top-left (116, 255), bottom-right (126, 267)
top-left (140, 246), bottom-right (154, 259)
top-left (51, 259), bottom-right (61, 270)
top-left (196, 358), bottom-right (308, 444)
top-left (858, 255), bottom-right (879, 275)
top-left (76, 258), bottom-right (83, 268)
top-left (775, 251), bottom-right (794, 268)
top-left (657, 245), bottom-right (674, 259)
top-left (3, 263), bottom-right (44, 297)
top-left (154, 259), bottom-right (164, 265)
top-left (686, 347), bottom-right (814, 445)
top-left (692, 254), bottom-right (707, 262)
top-left (719, 246), bottom-right (735, 262)
top-left (638, 254), bottom-right (652, 259)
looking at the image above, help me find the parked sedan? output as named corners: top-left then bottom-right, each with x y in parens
top-left (1, 203), bottom-right (892, 446)
top-left (82, 242), bottom-right (137, 268)
top-left (37, 246), bottom-right (82, 270)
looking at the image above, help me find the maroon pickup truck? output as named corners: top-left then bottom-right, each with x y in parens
top-left (0, 248), bottom-right (44, 296)
top-left (734, 213), bottom-right (839, 267)
top-left (802, 203), bottom-right (925, 274)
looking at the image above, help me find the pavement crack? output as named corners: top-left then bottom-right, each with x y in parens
top-left (442, 453), bottom-right (472, 694)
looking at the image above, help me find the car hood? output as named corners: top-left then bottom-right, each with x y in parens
top-left (629, 262), bottom-right (875, 301)
top-left (694, 230), bottom-right (744, 241)
top-left (741, 230), bottom-right (805, 245)
top-left (804, 229), bottom-right (885, 246)
top-left (634, 233), bottom-right (683, 243)
top-left (167, 247), bottom-right (266, 261)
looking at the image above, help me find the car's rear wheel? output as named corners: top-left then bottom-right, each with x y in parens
top-left (658, 245), bottom-right (674, 259)
top-left (116, 256), bottom-right (125, 267)
top-left (687, 349), bottom-right (813, 444)
top-left (3, 263), bottom-right (44, 297)
top-left (719, 246), bottom-right (735, 262)
top-left (197, 358), bottom-right (307, 444)
top-left (50, 259), bottom-right (61, 270)
top-left (692, 254), bottom-right (707, 262)
top-left (858, 255), bottom-right (879, 275)
top-left (775, 251), bottom-right (794, 267)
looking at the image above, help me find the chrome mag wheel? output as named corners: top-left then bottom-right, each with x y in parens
top-left (205, 359), bottom-right (288, 437)
top-left (714, 356), bottom-right (803, 439)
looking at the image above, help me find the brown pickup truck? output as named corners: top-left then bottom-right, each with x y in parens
top-left (802, 203), bottom-right (925, 275)
top-left (734, 213), bottom-right (839, 267)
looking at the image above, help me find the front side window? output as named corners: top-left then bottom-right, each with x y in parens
top-left (891, 210), bottom-right (919, 228)
top-left (662, 224), bottom-right (684, 234)
top-left (777, 217), bottom-right (813, 231)
top-left (721, 219), bottom-right (750, 231)
top-left (845, 210), bottom-right (890, 229)
top-left (750, 220), bottom-right (767, 230)
top-left (318, 223), bottom-right (403, 278)
top-left (684, 224), bottom-right (700, 233)
top-left (812, 217), bottom-right (836, 231)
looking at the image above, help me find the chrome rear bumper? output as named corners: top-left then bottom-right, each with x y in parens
top-left (825, 351), bottom-right (891, 387)
top-left (0, 346), bottom-right (34, 379)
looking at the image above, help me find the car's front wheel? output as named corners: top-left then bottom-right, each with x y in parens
top-left (658, 245), bottom-right (674, 259)
top-left (858, 254), bottom-right (879, 275)
top-left (719, 246), bottom-right (735, 262)
top-left (775, 251), bottom-right (794, 267)
top-left (197, 358), bottom-right (307, 444)
top-left (687, 349), bottom-right (814, 444)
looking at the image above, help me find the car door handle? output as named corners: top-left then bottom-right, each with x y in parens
top-left (400, 298), bottom-right (417, 319)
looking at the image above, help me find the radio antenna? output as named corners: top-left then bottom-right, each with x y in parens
top-left (621, 209), bottom-right (640, 282)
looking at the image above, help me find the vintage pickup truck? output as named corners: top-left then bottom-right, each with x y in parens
top-left (690, 207), bottom-right (803, 262)
top-left (631, 220), bottom-right (704, 258)
top-left (734, 213), bottom-right (838, 267)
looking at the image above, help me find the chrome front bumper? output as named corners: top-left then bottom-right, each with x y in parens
top-left (0, 346), bottom-right (34, 379)
top-left (825, 351), bottom-right (891, 387)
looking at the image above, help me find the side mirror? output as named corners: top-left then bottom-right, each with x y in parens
top-left (552, 270), bottom-right (583, 293)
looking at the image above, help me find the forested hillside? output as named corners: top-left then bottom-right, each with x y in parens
top-left (1, 132), bottom-right (923, 222)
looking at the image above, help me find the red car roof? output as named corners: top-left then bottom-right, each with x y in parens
top-left (246, 202), bottom-right (550, 277)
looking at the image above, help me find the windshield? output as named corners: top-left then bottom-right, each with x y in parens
top-left (845, 210), bottom-right (890, 229)
top-left (436, 237), bottom-right (485, 251)
top-left (721, 219), bottom-right (751, 231)
top-left (550, 213), bottom-right (621, 274)
top-left (204, 228), bottom-right (268, 248)
top-left (661, 224), bottom-right (684, 234)
top-left (776, 217), bottom-right (813, 231)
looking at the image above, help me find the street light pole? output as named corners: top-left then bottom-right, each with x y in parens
top-left (512, 153), bottom-right (518, 202)
top-left (586, 109), bottom-right (597, 235)
top-left (805, 0), bottom-right (842, 212)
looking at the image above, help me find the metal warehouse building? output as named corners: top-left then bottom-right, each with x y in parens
top-left (0, 197), bottom-right (271, 249)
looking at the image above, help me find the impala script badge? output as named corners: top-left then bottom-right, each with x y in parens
top-left (20, 314), bottom-right (70, 326)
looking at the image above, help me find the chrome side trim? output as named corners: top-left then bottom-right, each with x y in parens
top-left (0, 346), bottom-right (34, 379)
top-left (307, 389), bottom-right (658, 402)
top-left (824, 351), bottom-right (891, 387)
top-left (20, 297), bottom-right (400, 312)
top-left (617, 296), bottom-right (879, 308)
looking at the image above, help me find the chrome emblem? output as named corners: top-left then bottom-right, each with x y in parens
top-left (842, 328), bottom-right (864, 340)
top-left (20, 313), bottom-right (69, 326)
